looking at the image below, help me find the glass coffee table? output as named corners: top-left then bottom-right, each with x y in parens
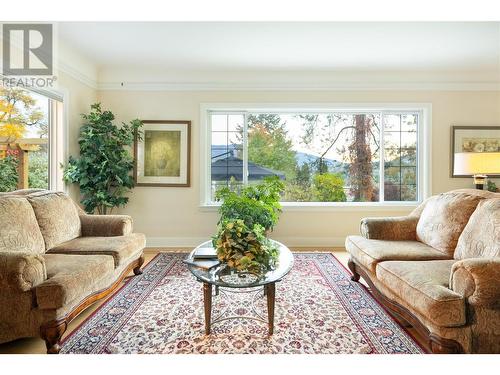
top-left (186, 240), bottom-right (294, 335)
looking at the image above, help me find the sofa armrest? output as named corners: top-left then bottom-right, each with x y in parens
top-left (450, 258), bottom-right (500, 308)
top-left (360, 216), bottom-right (419, 240)
top-left (80, 214), bottom-right (133, 237)
top-left (0, 252), bottom-right (47, 292)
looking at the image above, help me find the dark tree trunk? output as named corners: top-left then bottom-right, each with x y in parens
top-left (348, 114), bottom-right (374, 201)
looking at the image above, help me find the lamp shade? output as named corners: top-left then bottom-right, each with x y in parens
top-left (453, 152), bottom-right (500, 175)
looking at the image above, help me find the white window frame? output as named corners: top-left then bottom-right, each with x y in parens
top-left (24, 87), bottom-right (67, 191)
top-left (200, 103), bottom-right (432, 211)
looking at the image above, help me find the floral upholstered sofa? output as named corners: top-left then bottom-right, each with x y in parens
top-left (346, 189), bottom-right (500, 354)
top-left (0, 189), bottom-right (145, 353)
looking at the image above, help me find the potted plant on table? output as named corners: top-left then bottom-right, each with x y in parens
top-left (212, 176), bottom-right (285, 273)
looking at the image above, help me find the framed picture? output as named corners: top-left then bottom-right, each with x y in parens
top-left (134, 120), bottom-right (191, 186)
top-left (451, 125), bottom-right (500, 177)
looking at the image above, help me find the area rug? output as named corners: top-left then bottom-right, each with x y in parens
top-left (60, 253), bottom-right (425, 354)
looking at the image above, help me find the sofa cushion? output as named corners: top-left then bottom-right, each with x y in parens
top-left (454, 198), bottom-right (500, 260)
top-left (376, 260), bottom-right (466, 327)
top-left (345, 235), bottom-right (450, 273)
top-left (35, 253), bottom-right (115, 310)
top-left (47, 233), bottom-right (146, 268)
top-left (416, 192), bottom-right (482, 256)
top-left (0, 196), bottom-right (45, 254)
top-left (27, 191), bottom-right (81, 250)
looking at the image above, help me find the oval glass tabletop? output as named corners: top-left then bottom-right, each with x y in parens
top-left (186, 240), bottom-right (294, 288)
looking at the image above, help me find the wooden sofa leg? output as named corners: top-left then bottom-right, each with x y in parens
top-left (40, 321), bottom-right (67, 354)
top-left (133, 254), bottom-right (145, 275)
top-left (347, 258), bottom-right (360, 282)
top-left (429, 334), bottom-right (463, 354)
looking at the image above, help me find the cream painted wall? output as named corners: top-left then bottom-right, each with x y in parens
top-left (96, 89), bottom-right (500, 247)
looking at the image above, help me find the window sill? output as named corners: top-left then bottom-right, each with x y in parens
top-left (199, 202), bottom-right (419, 212)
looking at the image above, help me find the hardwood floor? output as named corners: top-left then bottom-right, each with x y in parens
top-left (0, 248), bottom-right (427, 354)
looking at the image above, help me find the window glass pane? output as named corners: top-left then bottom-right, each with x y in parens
top-left (384, 131), bottom-right (401, 149)
top-left (382, 113), bottom-right (419, 202)
top-left (400, 148), bottom-right (417, 167)
top-left (401, 167), bottom-right (417, 185)
top-left (228, 115), bottom-right (243, 132)
top-left (0, 87), bottom-right (49, 192)
top-left (401, 114), bottom-right (418, 132)
top-left (208, 110), bottom-right (419, 204)
top-left (245, 113), bottom-right (380, 203)
top-left (210, 114), bottom-right (244, 200)
top-left (384, 166), bottom-right (401, 184)
top-left (383, 114), bottom-right (401, 131)
top-left (210, 114), bottom-right (228, 131)
top-left (401, 185), bottom-right (417, 201)
top-left (384, 184), bottom-right (401, 201)
top-left (400, 132), bottom-right (417, 149)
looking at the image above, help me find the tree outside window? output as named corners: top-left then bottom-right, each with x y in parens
top-left (0, 87), bottom-right (50, 191)
top-left (209, 109), bottom-right (419, 203)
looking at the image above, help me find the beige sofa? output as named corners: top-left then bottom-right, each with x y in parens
top-left (346, 189), bottom-right (500, 354)
top-left (0, 189), bottom-right (145, 353)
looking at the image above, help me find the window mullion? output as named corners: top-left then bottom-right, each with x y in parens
top-left (243, 112), bottom-right (249, 186)
top-left (207, 112), bottom-right (213, 202)
top-left (379, 112), bottom-right (385, 203)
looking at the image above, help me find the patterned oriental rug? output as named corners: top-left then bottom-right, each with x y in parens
top-left (60, 253), bottom-right (425, 354)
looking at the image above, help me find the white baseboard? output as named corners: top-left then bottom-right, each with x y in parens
top-left (146, 236), bottom-right (346, 248)
top-left (146, 237), bottom-right (210, 248)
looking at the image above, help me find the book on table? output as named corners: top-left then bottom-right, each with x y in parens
top-left (193, 247), bottom-right (218, 259)
top-left (182, 258), bottom-right (220, 270)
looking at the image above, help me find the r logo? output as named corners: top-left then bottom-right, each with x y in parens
top-left (2, 23), bottom-right (53, 76)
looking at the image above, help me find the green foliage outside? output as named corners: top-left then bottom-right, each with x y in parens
top-left (283, 163), bottom-right (314, 201)
top-left (0, 87), bottom-right (46, 141)
top-left (245, 114), bottom-right (348, 202)
top-left (63, 103), bottom-right (143, 214)
top-left (312, 173), bottom-right (347, 202)
top-left (283, 182), bottom-right (313, 202)
top-left (28, 149), bottom-right (49, 189)
top-left (224, 112), bottom-right (416, 203)
top-left (213, 219), bottom-right (278, 273)
top-left (0, 155), bottom-right (18, 192)
top-left (247, 114), bottom-right (297, 179)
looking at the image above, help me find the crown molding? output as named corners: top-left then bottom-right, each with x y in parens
top-left (97, 81), bottom-right (500, 91)
top-left (51, 62), bottom-right (500, 92)
top-left (57, 60), bottom-right (98, 89)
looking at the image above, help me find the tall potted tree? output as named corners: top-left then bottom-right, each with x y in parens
top-left (64, 103), bottom-right (143, 214)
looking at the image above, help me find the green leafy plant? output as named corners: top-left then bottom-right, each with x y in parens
top-left (213, 176), bottom-right (284, 272)
top-left (487, 180), bottom-right (498, 192)
top-left (0, 155), bottom-right (18, 192)
top-left (215, 175), bottom-right (285, 231)
top-left (212, 219), bottom-right (278, 273)
top-left (63, 103), bottom-right (143, 214)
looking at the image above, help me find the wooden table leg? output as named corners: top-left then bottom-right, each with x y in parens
top-left (203, 283), bottom-right (212, 335)
top-left (266, 282), bottom-right (276, 335)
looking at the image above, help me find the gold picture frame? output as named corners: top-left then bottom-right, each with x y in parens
top-left (134, 120), bottom-right (191, 186)
top-left (451, 125), bottom-right (500, 177)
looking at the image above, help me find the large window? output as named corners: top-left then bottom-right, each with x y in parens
top-left (0, 86), bottom-right (64, 192)
top-left (202, 105), bottom-right (428, 206)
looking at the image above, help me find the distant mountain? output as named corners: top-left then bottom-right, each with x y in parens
top-left (295, 152), bottom-right (348, 173)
